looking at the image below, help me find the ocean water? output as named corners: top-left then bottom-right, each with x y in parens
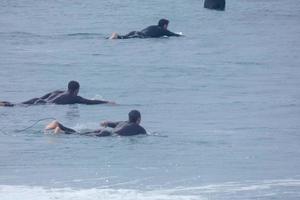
top-left (1, 0), bottom-right (300, 199)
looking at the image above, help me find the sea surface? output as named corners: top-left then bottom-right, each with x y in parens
top-left (0, 0), bottom-right (300, 199)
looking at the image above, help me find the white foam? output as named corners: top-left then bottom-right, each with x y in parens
top-left (92, 94), bottom-right (104, 100)
top-left (164, 179), bottom-right (300, 195)
top-left (1, 179), bottom-right (300, 200)
top-left (176, 32), bottom-right (184, 36)
top-left (0, 185), bottom-right (201, 200)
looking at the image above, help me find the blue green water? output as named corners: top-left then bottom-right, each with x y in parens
top-left (1, 0), bottom-right (300, 199)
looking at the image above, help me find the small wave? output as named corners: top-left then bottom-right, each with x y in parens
top-left (0, 186), bottom-right (200, 200)
top-left (148, 131), bottom-right (168, 138)
top-left (225, 61), bottom-right (263, 66)
top-left (0, 31), bottom-right (104, 39)
top-left (64, 32), bottom-right (105, 39)
top-left (0, 31), bottom-right (42, 38)
top-left (164, 179), bottom-right (300, 196)
top-left (1, 179), bottom-right (299, 200)
top-left (66, 32), bottom-right (102, 37)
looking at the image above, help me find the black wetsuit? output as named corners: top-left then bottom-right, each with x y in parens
top-left (0, 90), bottom-right (108, 106)
top-left (106, 121), bottom-right (146, 136)
top-left (57, 121), bottom-right (146, 137)
top-left (47, 92), bottom-right (108, 105)
top-left (117, 25), bottom-right (180, 39)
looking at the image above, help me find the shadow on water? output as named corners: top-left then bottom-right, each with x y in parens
top-left (65, 105), bottom-right (80, 120)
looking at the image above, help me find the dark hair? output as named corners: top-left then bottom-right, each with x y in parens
top-left (158, 19), bottom-right (169, 27)
top-left (128, 110), bottom-right (141, 123)
top-left (68, 81), bottom-right (80, 92)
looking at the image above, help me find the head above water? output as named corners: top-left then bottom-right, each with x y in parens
top-left (158, 18), bottom-right (169, 29)
top-left (128, 110), bottom-right (141, 124)
top-left (68, 81), bottom-right (80, 95)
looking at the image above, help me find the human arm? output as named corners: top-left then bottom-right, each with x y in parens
top-left (76, 96), bottom-right (115, 105)
top-left (140, 127), bottom-right (147, 134)
top-left (163, 29), bottom-right (181, 37)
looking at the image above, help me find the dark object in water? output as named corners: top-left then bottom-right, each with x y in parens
top-left (204, 0), bottom-right (225, 11)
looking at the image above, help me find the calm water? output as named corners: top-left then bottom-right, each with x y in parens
top-left (1, 0), bottom-right (300, 199)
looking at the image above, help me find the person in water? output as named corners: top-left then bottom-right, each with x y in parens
top-left (45, 110), bottom-right (146, 136)
top-left (108, 18), bottom-right (181, 39)
top-left (0, 81), bottom-right (114, 107)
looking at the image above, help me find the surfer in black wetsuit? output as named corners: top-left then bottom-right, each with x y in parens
top-left (0, 81), bottom-right (114, 107)
top-left (45, 110), bottom-right (146, 136)
top-left (108, 19), bottom-right (181, 39)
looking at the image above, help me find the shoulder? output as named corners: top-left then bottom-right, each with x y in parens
top-left (74, 95), bottom-right (86, 102)
top-left (75, 95), bottom-right (83, 100)
top-left (143, 25), bottom-right (159, 30)
top-left (137, 125), bottom-right (147, 134)
top-left (51, 93), bottom-right (77, 104)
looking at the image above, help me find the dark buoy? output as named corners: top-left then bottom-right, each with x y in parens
top-left (204, 0), bottom-right (225, 11)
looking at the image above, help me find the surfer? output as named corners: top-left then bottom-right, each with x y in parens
top-left (108, 18), bottom-right (182, 39)
top-left (45, 110), bottom-right (146, 136)
top-left (0, 81), bottom-right (115, 106)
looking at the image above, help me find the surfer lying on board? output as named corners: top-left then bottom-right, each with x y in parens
top-left (45, 110), bottom-right (146, 136)
top-left (108, 18), bottom-right (182, 39)
top-left (0, 81), bottom-right (115, 107)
